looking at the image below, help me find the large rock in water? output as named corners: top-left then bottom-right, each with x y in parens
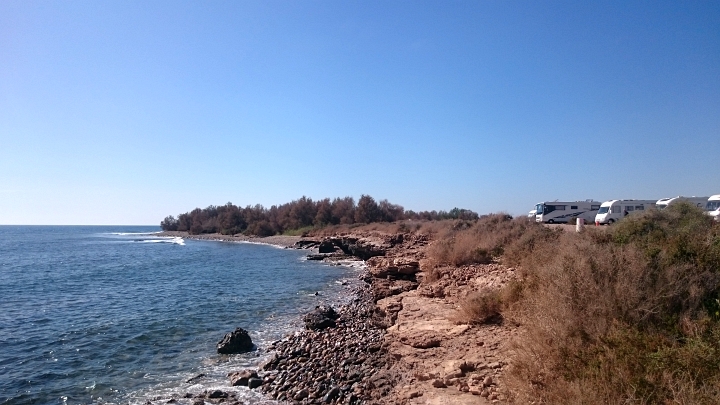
top-left (303, 305), bottom-right (339, 330)
top-left (217, 328), bottom-right (254, 354)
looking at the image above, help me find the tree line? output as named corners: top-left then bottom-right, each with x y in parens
top-left (160, 195), bottom-right (479, 236)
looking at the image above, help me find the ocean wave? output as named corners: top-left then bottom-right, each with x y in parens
top-left (106, 232), bottom-right (162, 236)
top-left (135, 237), bottom-right (185, 246)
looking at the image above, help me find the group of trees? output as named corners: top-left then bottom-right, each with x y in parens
top-left (160, 195), bottom-right (479, 236)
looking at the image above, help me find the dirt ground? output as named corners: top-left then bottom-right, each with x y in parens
top-left (377, 263), bottom-right (519, 405)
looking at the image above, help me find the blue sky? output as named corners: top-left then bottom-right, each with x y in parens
top-left (1, 1), bottom-right (718, 225)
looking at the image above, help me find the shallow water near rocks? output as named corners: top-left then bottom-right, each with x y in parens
top-left (0, 226), bottom-right (361, 405)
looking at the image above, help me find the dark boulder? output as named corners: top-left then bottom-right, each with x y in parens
top-left (294, 240), bottom-right (319, 249)
top-left (293, 389), bottom-right (309, 401)
top-left (248, 377), bottom-right (263, 389)
top-left (324, 386), bottom-right (341, 402)
top-left (304, 305), bottom-right (339, 330)
top-left (207, 390), bottom-right (227, 399)
top-left (318, 240), bottom-right (337, 254)
top-left (217, 328), bottom-right (254, 354)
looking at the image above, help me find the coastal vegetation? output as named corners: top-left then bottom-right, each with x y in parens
top-left (160, 195), bottom-right (478, 236)
top-left (161, 197), bottom-right (720, 403)
top-left (426, 203), bottom-right (720, 404)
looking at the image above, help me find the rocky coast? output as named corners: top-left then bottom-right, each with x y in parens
top-left (168, 230), bottom-right (518, 405)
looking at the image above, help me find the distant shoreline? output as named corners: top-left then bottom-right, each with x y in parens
top-left (157, 231), bottom-right (302, 248)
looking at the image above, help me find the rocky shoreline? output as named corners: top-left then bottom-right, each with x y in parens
top-left (169, 229), bottom-right (516, 404)
top-left (184, 275), bottom-right (394, 405)
top-left (256, 281), bottom-right (396, 404)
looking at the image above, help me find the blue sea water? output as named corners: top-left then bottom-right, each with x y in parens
top-left (0, 226), bottom-right (360, 405)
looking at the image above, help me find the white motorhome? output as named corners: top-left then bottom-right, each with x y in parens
top-left (656, 196), bottom-right (710, 210)
top-left (527, 209), bottom-right (537, 218)
top-left (595, 200), bottom-right (657, 224)
top-left (706, 195), bottom-right (720, 222)
top-left (534, 200), bottom-right (601, 224)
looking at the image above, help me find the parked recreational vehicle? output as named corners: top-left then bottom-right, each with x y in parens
top-left (706, 195), bottom-right (720, 221)
top-left (527, 209), bottom-right (537, 218)
top-left (534, 200), bottom-right (601, 224)
top-left (656, 196), bottom-right (710, 210)
top-left (595, 200), bottom-right (657, 224)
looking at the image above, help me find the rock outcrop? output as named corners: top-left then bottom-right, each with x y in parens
top-left (217, 328), bottom-right (254, 354)
top-left (303, 305), bottom-right (339, 330)
top-left (228, 369), bottom-right (258, 386)
top-left (366, 257), bottom-right (420, 279)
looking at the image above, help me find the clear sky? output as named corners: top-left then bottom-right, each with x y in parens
top-left (1, 1), bottom-right (718, 225)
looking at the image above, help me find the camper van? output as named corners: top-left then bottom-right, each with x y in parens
top-left (595, 200), bottom-right (657, 224)
top-left (534, 201), bottom-right (601, 224)
top-left (706, 195), bottom-right (720, 221)
top-left (656, 196), bottom-right (710, 210)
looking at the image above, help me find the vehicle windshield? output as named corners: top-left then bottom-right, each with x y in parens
top-left (535, 204), bottom-right (544, 215)
top-left (707, 201), bottom-right (720, 211)
top-left (657, 204), bottom-right (668, 210)
top-left (597, 206), bottom-right (609, 214)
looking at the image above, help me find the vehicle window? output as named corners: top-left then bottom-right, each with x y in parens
top-left (571, 206), bottom-right (578, 209)
top-left (611, 206), bottom-right (620, 214)
top-left (553, 205), bottom-right (566, 210)
top-left (591, 205), bottom-right (600, 210)
top-left (636, 206), bottom-right (644, 210)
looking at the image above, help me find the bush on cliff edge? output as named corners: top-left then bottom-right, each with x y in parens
top-left (505, 203), bottom-right (720, 404)
top-left (426, 214), bottom-right (559, 268)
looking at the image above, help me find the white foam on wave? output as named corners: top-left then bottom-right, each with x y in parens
top-left (138, 237), bottom-right (185, 246)
top-left (106, 231), bottom-right (162, 236)
top-left (117, 345), bottom-right (279, 405)
top-left (235, 240), bottom-right (286, 249)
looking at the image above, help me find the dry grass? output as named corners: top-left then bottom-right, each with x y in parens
top-left (309, 204), bottom-right (720, 403)
top-left (454, 289), bottom-right (504, 325)
top-left (503, 203), bottom-right (720, 404)
top-left (305, 219), bottom-right (452, 237)
top-left (453, 280), bottom-right (526, 325)
top-left (425, 214), bottom-right (560, 268)
top-left (420, 265), bottom-right (448, 284)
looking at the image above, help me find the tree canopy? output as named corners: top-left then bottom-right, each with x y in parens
top-left (160, 195), bottom-right (479, 235)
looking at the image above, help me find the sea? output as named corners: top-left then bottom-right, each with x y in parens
top-left (0, 226), bottom-right (362, 405)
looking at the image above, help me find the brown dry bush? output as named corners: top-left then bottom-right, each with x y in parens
top-left (415, 220), bottom-right (457, 237)
top-left (453, 280), bottom-right (526, 325)
top-left (306, 219), bottom-right (453, 238)
top-left (420, 265), bottom-right (448, 284)
top-left (454, 289), bottom-right (503, 325)
top-left (504, 203), bottom-right (720, 404)
top-left (426, 214), bottom-right (560, 268)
